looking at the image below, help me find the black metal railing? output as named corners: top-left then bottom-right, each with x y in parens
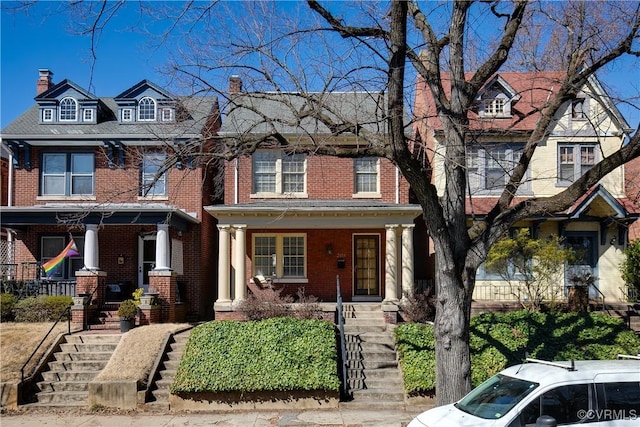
top-left (1, 279), bottom-right (77, 299)
top-left (336, 275), bottom-right (349, 399)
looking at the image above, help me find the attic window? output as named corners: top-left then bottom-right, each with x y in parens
top-left (138, 97), bottom-right (156, 121)
top-left (572, 99), bottom-right (587, 120)
top-left (161, 108), bottom-right (173, 122)
top-left (484, 98), bottom-right (505, 116)
top-left (83, 109), bottom-right (94, 122)
top-left (43, 109), bottom-right (53, 122)
top-left (59, 97), bottom-right (78, 121)
top-left (122, 109), bottom-right (132, 122)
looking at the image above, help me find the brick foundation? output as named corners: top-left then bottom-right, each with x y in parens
top-left (75, 270), bottom-right (107, 305)
top-left (149, 270), bottom-right (176, 322)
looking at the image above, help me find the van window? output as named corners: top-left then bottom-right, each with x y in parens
top-left (455, 374), bottom-right (538, 419)
top-left (597, 382), bottom-right (640, 417)
top-left (516, 384), bottom-right (591, 426)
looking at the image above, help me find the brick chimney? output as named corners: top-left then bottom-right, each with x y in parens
top-left (36, 69), bottom-right (54, 95)
top-left (229, 76), bottom-right (242, 95)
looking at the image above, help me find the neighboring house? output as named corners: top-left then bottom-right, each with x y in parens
top-left (206, 77), bottom-right (424, 320)
top-left (415, 71), bottom-right (638, 303)
top-left (0, 69), bottom-right (221, 322)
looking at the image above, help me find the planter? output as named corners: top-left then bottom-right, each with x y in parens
top-left (119, 318), bottom-right (135, 333)
top-left (140, 294), bottom-right (157, 306)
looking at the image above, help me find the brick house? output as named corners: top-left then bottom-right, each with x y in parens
top-left (415, 71), bottom-right (638, 303)
top-left (206, 78), bottom-right (425, 320)
top-left (0, 69), bottom-right (221, 323)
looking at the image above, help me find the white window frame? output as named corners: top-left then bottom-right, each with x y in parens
top-left (252, 233), bottom-right (307, 280)
top-left (41, 152), bottom-right (95, 196)
top-left (161, 108), bottom-right (173, 122)
top-left (140, 151), bottom-right (168, 197)
top-left (467, 144), bottom-right (528, 194)
top-left (59, 97), bottom-right (78, 122)
top-left (571, 99), bottom-right (587, 120)
top-left (42, 109), bottom-right (53, 122)
top-left (83, 109), bottom-right (94, 122)
top-left (353, 157), bottom-right (380, 197)
top-left (557, 143), bottom-right (597, 185)
top-left (122, 109), bottom-right (133, 122)
top-left (251, 150), bottom-right (307, 197)
top-left (138, 97), bottom-right (156, 121)
top-left (41, 236), bottom-right (84, 280)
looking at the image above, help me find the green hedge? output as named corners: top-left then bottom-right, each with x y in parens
top-left (12, 295), bottom-right (73, 322)
top-left (396, 310), bottom-right (640, 395)
top-left (1, 293), bottom-right (17, 321)
top-left (170, 317), bottom-right (340, 394)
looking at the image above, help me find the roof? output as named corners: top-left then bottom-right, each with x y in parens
top-left (501, 359), bottom-right (640, 385)
top-left (220, 91), bottom-right (389, 136)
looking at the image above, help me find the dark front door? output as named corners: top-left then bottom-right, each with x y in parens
top-left (353, 235), bottom-right (380, 297)
top-left (565, 231), bottom-right (598, 296)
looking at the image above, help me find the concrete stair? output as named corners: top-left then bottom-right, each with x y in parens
top-left (340, 303), bottom-right (405, 410)
top-left (28, 333), bottom-right (121, 407)
top-left (146, 329), bottom-right (192, 410)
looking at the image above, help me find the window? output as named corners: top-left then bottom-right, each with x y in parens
top-left (161, 108), bottom-right (173, 121)
top-left (43, 109), bottom-right (53, 122)
top-left (597, 382), bottom-right (640, 416)
top-left (252, 151), bottom-right (306, 195)
top-left (467, 144), bottom-right (524, 192)
top-left (518, 384), bottom-right (591, 426)
top-left (41, 236), bottom-right (84, 280)
top-left (122, 109), bottom-right (132, 122)
top-left (354, 157), bottom-right (379, 194)
top-left (571, 99), bottom-right (587, 119)
top-left (484, 98), bottom-right (506, 116)
top-left (59, 97), bottom-right (77, 121)
top-left (140, 151), bottom-right (167, 197)
top-left (253, 234), bottom-right (306, 279)
top-left (138, 97), bottom-right (156, 121)
top-left (83, 109), bottom-right (93, 122)
top-left (41, 153), bottom-right (94, 196)
top-left (558, 144), bottom-right (596, 184)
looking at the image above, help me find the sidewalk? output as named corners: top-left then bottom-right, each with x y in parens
top-left (0, 407), bottom-right (420, 427)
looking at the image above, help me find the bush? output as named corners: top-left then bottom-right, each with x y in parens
top-left (1, 293), bottom-right (17, 321)
top-left (400, 288), bottom-right (435, 323)
top-left (292, 287), bottom-right (323, 320)
top-left (117, 299), bottom-right (138, 320)
top-left (396, 310), bottom-right (640, 395)
top-left (171, 317), bottom-right (340, 394)
top-left (12, 295), bottom-right (73, 322)
top-left (621, 239), bottom-right (640, 298)
top-left (237, 288), bottom-right (293, 320)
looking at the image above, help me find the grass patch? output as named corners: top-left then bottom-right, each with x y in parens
top-left (171, 317), bottom-right (340, 394)
top-left (396, 310), bottom-right (640, 395)
top-left (0, 322), bottom-right (74, 382)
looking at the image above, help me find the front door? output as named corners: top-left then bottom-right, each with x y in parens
top-left (353, 235), bottom-right (380, 298)
top-left (565, 231), bottom-right (598, 296)
top-left (138, 234), bottom-right (156, 293)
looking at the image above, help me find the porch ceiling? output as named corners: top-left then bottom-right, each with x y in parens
top-left (205, 200), bottom-right (422, 228)
top-left (1, 203), bottom-right (199, 232)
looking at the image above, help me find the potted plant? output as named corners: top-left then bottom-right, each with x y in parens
top-left (118, 299), bottom-right (137, 332)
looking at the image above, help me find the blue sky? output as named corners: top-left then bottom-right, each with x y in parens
top-left (1, 1), bottom-right (639, 130)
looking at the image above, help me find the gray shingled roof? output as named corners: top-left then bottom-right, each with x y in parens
top-left (1, 96), bottom-right (218, 141)
top-left (219, 91), bottom-right (389, 136)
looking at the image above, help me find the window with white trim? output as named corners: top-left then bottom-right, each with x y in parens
top-left (59, 97), bottom-right (77, 121)
top-left (484, 98), bottom-right (505, 115)
top-left (558, 144), bottom-right (596, 184)
top-left (122, 109), bottom-right (132, 122)
top-left (253, 234), bottom-right (306, 279)
top-left (467, 144), bottom-right (525, 192)
top-left (138, 97), bottom-right (156, 121)
top-left (571, 99), bottom-right (587, 120)
top-left (41, 236), bottom-right (84, 280)
top-left (83, 109), bottom-right (93, 122)
top-left (41, 152), bottom-right (94, 196)
top-left (140, 151), bottom-right (167, 196)
top-left (43, 109), bottom-right (53, 122)
top-left (252, 151), bottom-right (306, 195)
top-left (161, 108), bottom-right (173, 121)
top-left (354, 157), bottom-right (379, 194)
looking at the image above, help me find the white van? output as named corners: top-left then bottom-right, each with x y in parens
top-left (407, 358), bottom-right (639, 427)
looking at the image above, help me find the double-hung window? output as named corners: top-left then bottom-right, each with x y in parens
top-left (41, 236), bottom-right (84, 280)
top-left (252, 151), bottom-right (306, 196)
top-left (354, 157), bottom-right (379, 195)
top-left (41, 153), bottom-right (94, 196)
top-left (467, 144), bottom-right (524, 193)
top-left (59, 97), bottom-right (77, 121)
top-left (253, 233), bottom-right (306, 279)
top-left (140, 151), bottom-right (167, 197)
top-left (558, 144), bottom-right (596, 184)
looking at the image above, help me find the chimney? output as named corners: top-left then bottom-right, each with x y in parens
top-left (229, 76), bottom-right (242, 95)
top-left (36, 69), bottom-right (54, 95)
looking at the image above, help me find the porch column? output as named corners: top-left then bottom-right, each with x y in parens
top-left (216, 225), bottom-right (232, 304)
top-left (384, 224), bottom-right (399, 302)
top-left (83, 224), bottom-right (99, 271)
top-left (233, 225), bottom-right (247, 303)
top-left (154, 223), bottom-right (171, 271)
top-left (401, 224), bottom-right (415, 300)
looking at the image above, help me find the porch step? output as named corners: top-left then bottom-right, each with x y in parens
top-left (146, 329), bottom-right (192, 410)
top-left (28, 333), bottom-right (121, 408)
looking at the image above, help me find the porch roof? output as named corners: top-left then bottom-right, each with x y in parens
top-left (0, 203), bottom-right (199, 232)
top-left (205, 200), bottom-right (422, 228)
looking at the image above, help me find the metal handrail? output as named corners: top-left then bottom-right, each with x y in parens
top-left (588, 283), bottom-right (606, 312)
top-left (336, 275), bottom-right (349, 399)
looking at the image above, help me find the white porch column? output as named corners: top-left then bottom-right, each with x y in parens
top-left (401, 224), bottom-right (415, 300)
top-left (384, 224), bottom-right (399, 302)
top-left (83, 224), bottom-right (99, 270)
top-left (154, 223), bottom-right (171, 270)
top-left (233, 225), bottom-right (247, 302)
top-left (217, 225), bottom-right (232, 303)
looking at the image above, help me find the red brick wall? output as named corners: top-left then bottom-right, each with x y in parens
top-left (626, 156), bottom-right (640, 241)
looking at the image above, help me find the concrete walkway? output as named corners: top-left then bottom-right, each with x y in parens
top-left (0, 407), bottom-right (421, 426)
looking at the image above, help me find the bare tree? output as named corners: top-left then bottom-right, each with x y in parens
top-left (11, 0), bottom-right (640, 404)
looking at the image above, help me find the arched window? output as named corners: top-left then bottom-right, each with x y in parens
top-left (59, 97), bottom-right (77, 121)
top-left (138, 97), bottom-right (156, 121)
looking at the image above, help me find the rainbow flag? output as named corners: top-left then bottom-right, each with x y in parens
top-left (42, 239), bottom-right (80, 276)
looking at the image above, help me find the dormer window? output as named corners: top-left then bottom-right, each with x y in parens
top-left (485, 98), bottom-right (505, 115)
top-left (161, 108), bottom-right (173, 122)
top-left (138, 97), bottom-right (156, 121)
top-left (59, 97), bottom-right (77, 121)
top-left (122, 109), bottom-right (132, 122)
top-left (43, 109), bottom-right (53, 122)
top-left (83, 109), bottom-right (94, 122)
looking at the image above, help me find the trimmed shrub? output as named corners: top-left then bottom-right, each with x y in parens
top-left (12, 295), bottom-right (73, 322)
top-left (396, 310), bottom-right (640, 395)
top-left (171, 317), bottom-right (340, 394)
top-left (1, 293), bottom-right (17, 321)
